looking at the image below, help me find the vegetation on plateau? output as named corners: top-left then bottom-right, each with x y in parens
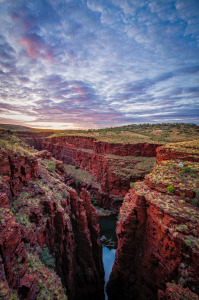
top-left (64, 164), bottom-right (100, 188)
top-left (106, 154), bottom-right (156, 180)
top-left (48, 123), bottom-right (199, 144)
top-left (162, 139), bottom-right (199, 159)
top-left (0, 133), bottom-right (35, 156)
top-left (146, 159), bottom-right (199, 204)
top-left (1, 122), bottom-right (198, 145)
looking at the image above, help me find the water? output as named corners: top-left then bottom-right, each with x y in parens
top-left (102, 246), bottom-right (116, 299)
top-left (98, 216), bottom-right (117, 300)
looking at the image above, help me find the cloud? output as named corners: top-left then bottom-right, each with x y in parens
top-left (87, 1), bottom-right (104, 13)
top-left (0, 0), bottom-right (199, 128)
top-left (18, 33), bottom-right (54, 60)
top-left (177, 65), bottom-right (199, 74)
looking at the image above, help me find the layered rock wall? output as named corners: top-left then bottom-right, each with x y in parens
top-left (20, 133), bottom-right (159, 207)
top-left (107, 140), bottom-right (199, 300)
top-left (0, 141), bottom-right (104, 300)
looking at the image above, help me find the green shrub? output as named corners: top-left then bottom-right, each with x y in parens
top-left (179, 167), bottom-right (197, 175)
top-left (178, 277), bottom-right (186, 287)
top-left (39, 247), bottom-right (55, 270)
top-left (75, 165), bottom-right (79, 169)
top-left (195, 189), bottom-right (199, 199)
top-left (91, 196), bottom-right (97, 205)
top-left (47, 161), bottom-right (56, 172)
top-left (184, 239), bottom-right (191, 247)
top-left (167, 185), bottom-right (175, 193)
top-left (9, 294), bottom-right (18, 300)
top-left (114, 197), bottom-right (120, 202)
top-left (178, 200), bottom-right (185, 204)
top-left (57, 164), bottom-right (63, 170)
top-left (192, 198), bottom-right (199, 207)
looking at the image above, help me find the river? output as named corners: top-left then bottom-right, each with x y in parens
top-left (98, 216), bottom-right (117, 300)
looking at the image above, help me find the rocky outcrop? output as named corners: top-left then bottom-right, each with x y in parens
top-left (0, 147), bottom-right (38, 200)
top-left (16, 131), bottom-right (52, 150)
top-left (64, 167), bottom-right (123, 212)
top-left (0, 137), bottom-right (104, 300)
top-left (0, 193), bottom-right (38, 299)
top-left (70, 188), bottom-right (104, 300)
top-left (158, 283), bottom-right (199, 300)
top-left (27, 135), bottom-right (159, 157)
top-left (156, 140), bottom-right (199, 164)
top-left (107, 140), bottom-right (199, 300)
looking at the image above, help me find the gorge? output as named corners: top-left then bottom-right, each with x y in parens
top-left (0, 123), bottom-right (198, 300)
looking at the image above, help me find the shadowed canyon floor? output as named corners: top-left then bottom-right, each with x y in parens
top-left (0, 123), bottom-right (199, 300)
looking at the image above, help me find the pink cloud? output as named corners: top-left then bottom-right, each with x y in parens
top-left (19, 39), bottom-right (39, 59)
top-left (72, 87), bottom-right (87, 98)
top-left (18, 35), bottom-right (54, 61)
top-left (18, 77), bottom-right (29, 83)
top-left (45, 53), bottom-right (53, 61)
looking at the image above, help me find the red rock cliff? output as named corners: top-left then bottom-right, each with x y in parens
top-left (0, 137), bottom-right (104, 300)
top-left (107, 140), bottom-right (199, 300)
top-left (20, 133), bottom-right (159, 207)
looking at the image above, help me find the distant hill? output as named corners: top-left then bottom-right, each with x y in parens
top-left (49, 123), bottom-right (199, 144)
top-left (0, 124), bottom-right (32, 131)
top-left (0, 123), bottom-right (198, 144)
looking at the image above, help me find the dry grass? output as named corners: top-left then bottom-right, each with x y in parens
top-left (146, 160), bottom-right (199, 197)
top-left (0, 134), bottom-right (36, 156)
top-left (106, 154), bottom-right (156, 180)
top-left (1, 123), bottom-right (198, 145)
top-left (163, 140), bottom-right (199, 155)
top-left (64, 164), bottom-right (100, 188)
top-left (49, 123), bottom-right (199, 145)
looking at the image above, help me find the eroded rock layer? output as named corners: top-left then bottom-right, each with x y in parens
top-left (0, 136), bottom-right (104, 300)
top-left (19, 133), bottom-right (158, 209)
top-left (107, 140), bottom-right (199, 300)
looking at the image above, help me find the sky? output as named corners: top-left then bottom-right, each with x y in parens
top-left (0, 0), bottom-right (199, 129)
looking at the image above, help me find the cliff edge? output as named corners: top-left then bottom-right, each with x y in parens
top-left (0, 134), bottom-right (104, 300)
top-left (107, 140), bottom-right (199, 300)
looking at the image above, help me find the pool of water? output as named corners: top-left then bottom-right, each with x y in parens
top-left (99, 216), bottom-right (117, 300)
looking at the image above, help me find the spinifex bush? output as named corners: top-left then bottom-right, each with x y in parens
top-left (39, 247), bottom-right (55, 270)
top-left (179, 167), bottom-right (197, 176)
top-left (167, 185), bottom-right (175, 194)
top-left (57, 164), bottom-right (63, 170)
top-left (47, 161), bottom-right (56, 172)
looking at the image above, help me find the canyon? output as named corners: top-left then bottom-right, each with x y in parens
top-left (0, 124), bottom-right (199, 300)
top-left (18, 131), bottom-right (158, 210)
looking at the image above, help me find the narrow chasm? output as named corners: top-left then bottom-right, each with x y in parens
top-left (98, 216), bottom-right (117, 300)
